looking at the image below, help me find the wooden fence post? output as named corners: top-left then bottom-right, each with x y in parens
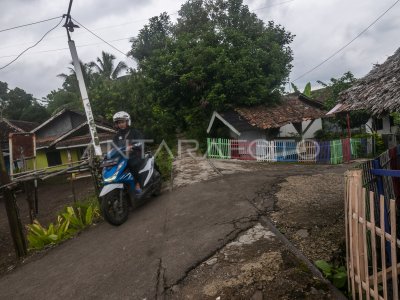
top-left (345, 169), bottom-right (365, 298)
top-left (0, 144), bottom-right (27, 258)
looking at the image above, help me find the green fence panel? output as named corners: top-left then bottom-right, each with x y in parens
top-left (207, 138), bottom-right (231, 159)
top-left (330, 139), bottom-right (343, 164)
top-left (350, 138), bottom-right (361, 159)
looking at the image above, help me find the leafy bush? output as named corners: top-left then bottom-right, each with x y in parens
top-left (26, 198), bottom-right (100, 250)
top-left (313, 129), bottom-right (342, 141)
top-left (315, 260), bottom-right (347, 290)
top-left (155, 148), bottom-right (174, 181)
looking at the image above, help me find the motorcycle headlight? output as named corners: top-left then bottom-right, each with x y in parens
top-left (104, 162), bottom-right (125, 182)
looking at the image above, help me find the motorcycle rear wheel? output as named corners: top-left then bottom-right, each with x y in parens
top-left (101, 190), bottom-right (129, 226)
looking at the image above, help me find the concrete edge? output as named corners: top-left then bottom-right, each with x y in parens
top-left (259, 216), bottom-right (348, 300)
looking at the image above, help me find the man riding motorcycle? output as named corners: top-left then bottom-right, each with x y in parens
top-left (112, 111), bottom-right (144, 194)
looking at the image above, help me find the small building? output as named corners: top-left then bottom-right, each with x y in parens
top-left (207, 94), bottom-right (326, 140)
top-left (0, 118), bottom-right (38, 172)
top-left (330, 47), bottom-right (400, 147)
top-left (31, 109), bottom-right (115, 169)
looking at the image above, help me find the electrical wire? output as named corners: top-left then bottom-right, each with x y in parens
top-left (0, 16), bottom-right (64, 70)
top-left (0, 37), bottom-right (132, 59)
top-left (72, 18), bottom-right (133, 60)
top-left (0, 16), bottom-right (63, 33)
top-left (0, 0), bottom-right (292, 51)
top-left (291, 0), bottom-right (400, 82)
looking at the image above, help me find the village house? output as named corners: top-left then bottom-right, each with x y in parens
top-left (31, 108), bottom-right (115, 169)
top-left (207, 93), bottom-right (326, 140)
top-left (328, 47), bottom-right (400, 147)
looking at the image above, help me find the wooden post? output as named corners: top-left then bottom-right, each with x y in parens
top-left (346, 169), bottom-right (365, 298)
top-left (24, 180), bottom-right (36, 223)
top-left (0, 143), bottom-right (27, 258)
top-left (380, 195), bottom-right (388, 299)
top-left (369, 191), bottom-right (379, 300)
top-left (67, 149), bottom-right (76, 202)
top-left (347, 113), bottom-right (351, 139)
top-left (88, 146), bottom-right (101, 200)
top-left (345, 169), bottom-right (357, 299)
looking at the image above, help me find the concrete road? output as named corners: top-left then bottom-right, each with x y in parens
top-left (0, 164), bottom-right (349, 299)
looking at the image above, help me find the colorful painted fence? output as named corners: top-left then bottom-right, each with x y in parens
top-left (207, 137), bottom-right (372, 164)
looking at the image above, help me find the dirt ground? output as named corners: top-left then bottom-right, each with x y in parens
top-left (0, 175), bottom-right (95, 274)
top-left (167, 223), bottom-right (333, 299)
top-left (269, 172), bottom-right (348, 265)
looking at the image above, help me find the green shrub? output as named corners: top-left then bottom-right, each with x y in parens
top-left (315, 260), bottom-right (347, 290)
top-left (313, 129), bottom-right (342, 141)
top-left (155, 148), bottom-right (174, 181)
top-left (26, 198), bottom-right (100, 250)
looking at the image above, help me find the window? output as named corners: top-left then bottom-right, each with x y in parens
top-left (390, 115), bottom-right (395, 126)
top-left (46, 151), bottom-right (62, 167)
top-left (373, 117), bottom-right (383, 131)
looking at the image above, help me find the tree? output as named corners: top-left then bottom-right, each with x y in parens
top-left (45, 89), bottom-right (82, 114)
top-left (89, 51), bottom-right (127, 80)
top-left (57, 61), bottom-right (95, 94)
top-left (317, 71), bottom-right (356, 110)
top-left (129, 0), bottom-right (294, 140)
top-left (316, 72), bottom-right (369, 130)
top-left (0, 82), bottom-right (49, 122)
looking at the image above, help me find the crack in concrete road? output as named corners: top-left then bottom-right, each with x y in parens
top-left (162, 222), bottom-right (257, 293)
top-left (155, 258), bottom-right (166, 300)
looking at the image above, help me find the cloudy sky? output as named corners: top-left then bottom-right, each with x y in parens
top-left (0, 0), bottom-right (399, 100)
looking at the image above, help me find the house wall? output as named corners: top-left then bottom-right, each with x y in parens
top-left (35, 150), bottom-right (48, 169)
top-left (302, 118), bottom-right (323, 139)
top-left (28, 148), bottom-right (82, 171)
top-left (278, 119), bottom-right (322, 139)
top-left (239, 130), bottom-right (266, 141)
top-left (365, 116), bottom-right (397, 135)
top-left (36, 112), bottom-right (85, 139)
top-left (279, 123), bottom-right (298, 138)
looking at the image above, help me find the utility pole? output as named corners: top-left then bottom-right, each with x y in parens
top-left (0, 143), bottom-right (27, 258)
top-left (63, 0), bottom-right (102, 157)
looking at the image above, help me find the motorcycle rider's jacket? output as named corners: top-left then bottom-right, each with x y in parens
top-left (113, 127), bottom-right (144, 158)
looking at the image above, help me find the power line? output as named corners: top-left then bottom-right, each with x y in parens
top-left (0, 37), bottom-right (132, 59)
top-left (0, 0), bottom-right (292, 51)
top-left (0, 16), bottom-right (64, 70)
top-left (0, 16), bottom-right (63, 33)
top-left (292, 0), bottom-right (400, 82)
top-left (72, 18), bottom-right (134, 60)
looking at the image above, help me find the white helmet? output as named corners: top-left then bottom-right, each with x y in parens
top-left (113, 111), bottom-right (131, 126)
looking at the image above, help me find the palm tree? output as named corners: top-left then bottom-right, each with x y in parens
top-left (89, 51), bottom-right (127, 80)
top-left (57, 61), bottom-right (95, 92)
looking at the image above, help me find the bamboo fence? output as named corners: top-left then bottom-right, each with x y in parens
top-left (346, 169), bottom-right (399, 299)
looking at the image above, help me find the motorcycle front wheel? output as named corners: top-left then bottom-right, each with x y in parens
top-left (101, 189), bottom-right (129, 226)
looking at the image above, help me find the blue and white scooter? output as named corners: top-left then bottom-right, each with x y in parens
top-left (99, 146), bottom-right (162, 226)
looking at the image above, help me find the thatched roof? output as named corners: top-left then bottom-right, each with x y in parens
top-left (337, 48), bottom-right (400, 115)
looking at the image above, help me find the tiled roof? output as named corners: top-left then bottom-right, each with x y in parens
top-left (234, 94), bottom-right (326, 129)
